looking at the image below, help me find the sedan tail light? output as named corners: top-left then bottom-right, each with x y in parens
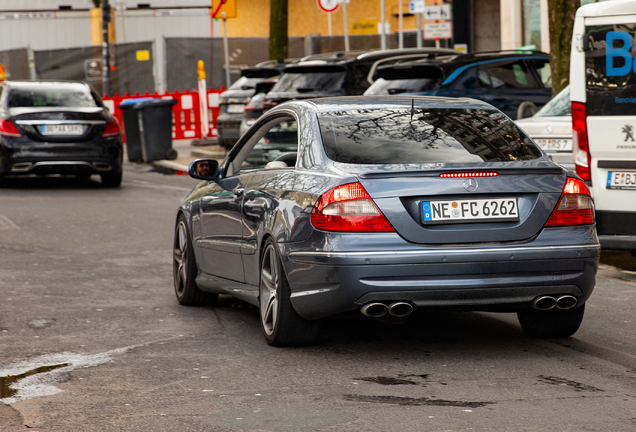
top-left (544, 177), bottom-right (594, 227)
top-left (102, 120), bottom-right (121, 137)
top-left (0, 120), bottom-right (21, 137)
top-left (572, 102), bottom-right (592, 182)
top-left (311, 182), bottom-right (395, 232)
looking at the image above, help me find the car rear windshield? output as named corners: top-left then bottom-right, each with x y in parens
top-left (535, 85), bottom-right (570, 117)
top-left (318, 108), bottom-right (541, 164)
top-left (228, 76), bottom-right (265, 91)
top-left (271, 69), bottom-right (346, 93)
top-left (8, 86), bottom-right (99, 108)
top-left (364, 77), bottom-right (441, 95)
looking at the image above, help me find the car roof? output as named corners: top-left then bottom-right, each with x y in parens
top-left (292, 48), bottom-right (461, 68)
top-left (375, 50), bottom-right (550, 85)
top-left (296, 95), bottom-right (497, 112)
top-left (4, 80), bottom-right (92, 90)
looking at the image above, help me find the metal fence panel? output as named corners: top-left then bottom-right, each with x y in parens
top-left (33, 42), bottom-right (155, 96)
top-left (0, 48), bottom-right (30, 80)
top-left (166, 37), bottom-right (305, 92)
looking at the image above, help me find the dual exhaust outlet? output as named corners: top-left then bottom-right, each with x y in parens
top-left (532, 295), bottom-right (578, 311)
top-left (360, 302), bottom-right (414, 318)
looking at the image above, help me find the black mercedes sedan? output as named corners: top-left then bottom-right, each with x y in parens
top-left (0, 80), bottom-right (123, 187)
top-left (173, 96), bottom-right (599, 346)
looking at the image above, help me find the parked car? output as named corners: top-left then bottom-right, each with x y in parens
top-left (365, 50), bottom-right (553, 119)
top-left (173, 96), bottom-right (599, 346)
top-left (262, 48), bottom-right (458, 111)
top-left (239, 79), bottom-right (279, 137)
top-left (515, 86), bottom-right (573, 170)
top-left (217, 63), bottom-right (284, 148)
top-left (0, 80), bottom-right (123, 187)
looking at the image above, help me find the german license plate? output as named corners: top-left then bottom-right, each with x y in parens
top-left (607, 171), bottom-right (636, 190)
top-left (422, 198), bottom-right (519, 224)
top-left (227, 104), bottom-right (245, 113)
top-left (534, 138), bottom-right (572, 151)
top-left (41, 124), bottom-right (84, 135)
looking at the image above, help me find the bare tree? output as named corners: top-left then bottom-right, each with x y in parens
top-left (270, 0), bottom-right (288, 60)
top-left (547, 0), bottom-right (580, 95)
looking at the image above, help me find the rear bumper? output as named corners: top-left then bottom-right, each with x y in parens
top-left (282, 226), bottom-right (600, 320)
top-left (598, 235), bottom-right (636, 251)
top-left (0, 138), bottom-right (123, 176)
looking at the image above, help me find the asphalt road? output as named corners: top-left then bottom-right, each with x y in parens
top-left (1, 164), bottom-right (636, 432)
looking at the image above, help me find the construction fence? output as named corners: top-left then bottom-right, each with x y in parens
top-left (0, 33), bottom-right (437, 95)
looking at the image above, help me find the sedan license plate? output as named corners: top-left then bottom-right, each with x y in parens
top-left (227, 104), bottom-right (245, 113)
top-left (422, 198), bottom-right (519, 224)
top-left (607, 171), bottom-right (636, 190)
top-left (534, 138), bottom-right (572, 151)
top-left (41, 124), bottom-right (84, 136)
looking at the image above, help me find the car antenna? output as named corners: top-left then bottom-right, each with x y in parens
top-left (410, 98), bottom-right (415, 120)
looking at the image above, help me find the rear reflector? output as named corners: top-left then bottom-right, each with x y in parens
top-left (311, 182), bottom-right (395, 232)
top-left (544, 177), bottom-right (594, 227)
top-left (571, 102), bottom-right (592, 182)
top-left (440, 172), bottom-right (499, 178)
top-left (0, 120), bottom-right (21, 137)
top-left (102, 120), bottom-right (121, 137)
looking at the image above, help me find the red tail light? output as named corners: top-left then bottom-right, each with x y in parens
top-left (311, 182), bottom-right (395, 232)
top-left (262, 100), bottom-right (278, 111)
top-left (544, 177), bottom-right (595, 227)
top-left (102, 120), bottom-right (121, 137)
top-left (0, 120), bottom-right (21, 137)
top-left (571, 102), bottom-right (592, 182)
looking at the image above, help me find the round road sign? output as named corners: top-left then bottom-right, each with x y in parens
top-left (318, 0), bottom-right (339, 13)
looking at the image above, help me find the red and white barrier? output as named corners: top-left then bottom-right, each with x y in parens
top-left (103, 87), bottom-right (223, 144)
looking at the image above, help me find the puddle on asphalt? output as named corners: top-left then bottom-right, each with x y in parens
top-left (0, 363), bottom-right (70, 399)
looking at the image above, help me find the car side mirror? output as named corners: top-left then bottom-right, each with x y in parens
top-left (189, 159), bottom-right (219, 180)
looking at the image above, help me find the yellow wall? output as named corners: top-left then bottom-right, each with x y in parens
top-left (223, 0), bottom-right (418, 38)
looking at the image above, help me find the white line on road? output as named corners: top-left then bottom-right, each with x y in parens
top-left (0, 215), bottom-right (19, 230)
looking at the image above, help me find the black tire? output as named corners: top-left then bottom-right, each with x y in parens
top-left (173, 215), bottom-right (218, 306)
top-left (517, 304), bottom-right (585, 338)
top-left (100, 170), bottom-right (122, 188)
top-left (259, 239), bottom-right (321, 346)
top-left (166, 148), bottom-right (178, 160)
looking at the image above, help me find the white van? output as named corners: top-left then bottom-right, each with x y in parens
top-left (571, 0), bottom-right (636, 253)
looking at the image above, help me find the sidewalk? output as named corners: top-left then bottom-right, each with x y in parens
top-left (147, 138), bottom-right (228, 174)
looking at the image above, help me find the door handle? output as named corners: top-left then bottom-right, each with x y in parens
top-left (233, 187), bottom-right (245, 197)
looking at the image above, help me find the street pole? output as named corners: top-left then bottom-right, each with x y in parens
top-left (399, 0), bottom-right (403, 49)
top-left (222, 12), bottom-right (231, 89)
top-left (416, 13), bottom-right (423, 48)
top-left (102, 0), bottom-right (113, 97)
top-left (343, 2), bottom-right (349, 51)
top-left (380, 0), bottom-right (386, 50)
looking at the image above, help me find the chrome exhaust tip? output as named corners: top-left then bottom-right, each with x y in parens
top-left (388, 302), bottom-right (414, 317)
top-left (92, 162), bottom-right (112, 171)
top-left (11, 162), bottom-right (33, 172)
top-left (361, 302), bottom-right (389, 318)
top-left (556, 295), bottom-right (577, 310)
top-left (532, 296), bottom-right (557, 311)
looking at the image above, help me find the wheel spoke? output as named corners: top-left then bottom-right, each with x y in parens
top-left (260, 245), bottom-right (279, 335)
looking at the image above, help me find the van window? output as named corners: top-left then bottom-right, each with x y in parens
top-left (586, 24), bottom-right (636, 116)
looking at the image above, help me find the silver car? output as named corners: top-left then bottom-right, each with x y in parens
top-left (174, 96), bottom-right (599, 346)
top-left (515, 86), bottom-right (573, 170)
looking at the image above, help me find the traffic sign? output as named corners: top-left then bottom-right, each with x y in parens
top-left (318, 0), bottom-right (339, 13)
top-left (424, 21), bottom-right (452, 39)
top-left (424, 4), bottom-right (451, 20)
top-left (212, 0), bottom-right (236, 18)
top-left (409, 0), bottom-right (425, 14)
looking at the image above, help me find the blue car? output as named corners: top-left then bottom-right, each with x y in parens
top-left (174, 96), bottom-right (599, 346)
top-left (365, 50), bottom-right (553, 120)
